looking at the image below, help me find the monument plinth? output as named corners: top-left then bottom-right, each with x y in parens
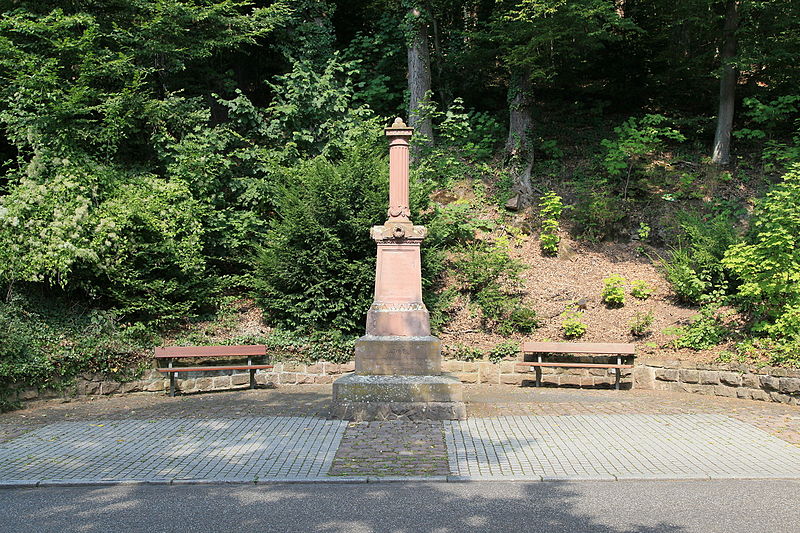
top-left (331, 118), bottom-right (465, 421)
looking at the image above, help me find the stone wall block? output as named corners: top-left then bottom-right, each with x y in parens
top-left (279, 373), bottom-right (298, 385)
top-left (100, 381), bottom-right (121, 395)
top-left (699, 371), bottom-right (720, 385)
top-left (655, 368), bottom-right (679, 381)
top-left (231, 373), bottom-right (250, 386)
top-left (741, 374), bottom-right (759, 389)
top-left (500, 373), bottom-right (524, 386)
top-left (679, 369), bottom-right (700, 383)
top-left (146, 380), bottom-right (166, 392)
top-left (779, 377), bottom-right (799, 395)
top-left (736, 388), bottom-right (753, 400)
top-left (714, 385), bottom-right (737, 398)
top-left (718, 372), bottom-right (742, 387)
top-left (759, 375), bottom-right (779, 391)
top-left (498, 361), bottom-right (516, 373)
top-left (632, 366), bottom-right (655, 389)
top-left (314, 375), bottom-right (334, 384)
top-left (306, 364), bottom-right (323, 374)
top-left (455, 372), bottom-right (478, 383)
top-left (212, 376), bottom-right (231, 389)
top-left (478, 362), bottom-right (500, 384)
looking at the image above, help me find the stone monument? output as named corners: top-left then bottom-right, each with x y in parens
top-left (331, 118), bottom-right (466, 421)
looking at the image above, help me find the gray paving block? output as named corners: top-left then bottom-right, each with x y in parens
top-left (445, 414), bottom-right (800, 481)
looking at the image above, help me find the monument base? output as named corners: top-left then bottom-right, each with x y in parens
top-left (330, 373), bottom-right (466, 421)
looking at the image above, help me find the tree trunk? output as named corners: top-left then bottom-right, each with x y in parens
top-left (711, 0), bottom-right (740, 166)
top-left (505, 69), bottom-right (534, 203)
top-left (505, 69), bottom-right (533, 156)
top-left (407, 6), bottom-right (434, 153)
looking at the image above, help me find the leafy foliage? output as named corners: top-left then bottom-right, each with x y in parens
top-left (601, 275), bottom-right (627, 308)
top-left (723, 165), bottom-right (800, 339)
top-left (661, 212), bottom-right (739, 305)
top-left (560, 306), bottom-right (587, 339)
top-left (631, 280), bottom-right (653, 300)
top-left (488, 340), bottom-right (520, 364)
top-left (252, 131), bottom-right (389, 334)
top-left (538, 191), bottom-right (565, 255)
top-left (629, 311), bottom-right (654, 337)
top-left (667, 305), bottom-right (729, 350)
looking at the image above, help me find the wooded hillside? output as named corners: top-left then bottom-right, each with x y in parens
top-left (1, 1), bottom-right (799, 408)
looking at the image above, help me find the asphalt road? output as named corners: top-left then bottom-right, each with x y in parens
top-left (1, 480), bottom-right (799, 533)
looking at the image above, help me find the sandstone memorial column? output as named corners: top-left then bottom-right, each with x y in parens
top-left (331, 118), bottom-right (465, 421)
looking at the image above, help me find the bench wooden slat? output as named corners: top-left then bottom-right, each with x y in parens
top-left (521, 342), bottom-right (635, 355)
top-left (518, 362), bottom-right (634, 369)
top-left (154, 345), bottom-right (267, 358)
top-left (157, 365), bottom-right (273, 373)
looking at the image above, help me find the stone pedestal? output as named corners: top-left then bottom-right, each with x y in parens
top-left (330, 118), bottom-right (464, 421)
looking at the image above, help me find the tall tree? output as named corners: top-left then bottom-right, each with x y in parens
top-left (711, 0), bottom-right (740, 165)
top-left (406, 4), bottom-right (435, 149)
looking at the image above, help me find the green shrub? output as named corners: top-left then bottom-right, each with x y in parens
top-left (667, 305), bottom-right (728, 350)
top-left (601, 275), bottom-right (627, 307)
top-left (488, 340), bottom-right (520, 364)
top-left (498, 307), bottom-right (540, 336)
top-left (538, 191), bottom-right (565, 255)
top-left (452, 241), bottom-right (526, 327)
top-left (631, 280), bottom-right (653, 300)
top-left (560, 307), bottom-right (587, 339)
top-left (629, 311), bottom-right (654, 337)
top-left (571, 176), bottom-right (626, 241)
top-left (600, 114), bottom-right (685, 198)
top-left (449, 344), bottom-right (483, 362)
top-left (0, 292), bottom-right (153, 411)
top-left (723, 165), bottom-right (800, 339)
top-left (252, 134), bottom-right (390, 334)
top-left (661, 211), bottom-right (738, 305)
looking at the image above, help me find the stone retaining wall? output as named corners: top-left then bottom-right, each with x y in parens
top-left (7, 359), bottom-right (799, 407)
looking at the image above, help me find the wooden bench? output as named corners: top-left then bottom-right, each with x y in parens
top-left (154, 345), bottom-right (273, 397)
top-left (518, 342), bottom-right (635, 390)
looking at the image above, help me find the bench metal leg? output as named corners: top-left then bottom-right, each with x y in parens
top-left (535, 367), bottom-right (542, 387)
top-left (615, 368), bottom-right (621, 390)
top-left (170, 373), bottom-right (176, 397)
top-left (250, 369), bottom-right (256, 389)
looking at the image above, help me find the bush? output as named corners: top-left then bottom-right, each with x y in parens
top-left (449, 344), bottom-right (483, 362)
top-left (488, 340), bottom-right (519, 364)
top-left (538, 191), bottom-right (565, 255)
top-left (631, 280), bottom-right (653, 300)
top-left (498, 307), bottom-right (540, 336)
top-left (252, 134), bottom-right (388, 334)
top-left (667, 305), bottom-right (728, 350)
top-left (629, 311), bottom-right (654, 337)
top-left (452, 241), bottom-right (526, 328)
top-left (601, 275), bottom-right (626, 307)
top-left (0, 292), bottom-right (153, 411)
top-left (723, 166), bottom-right (800, 339)
top-left (661, 211), bottom-right (738, 305)
top-left (571, 176), bottom-right (627, 241)
top-left (561, 307), bottom-right (587, 339)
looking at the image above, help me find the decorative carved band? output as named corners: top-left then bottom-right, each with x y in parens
top-left (369, 302), bottom-right (427, 312)
top-left (371, 223), bottom-right (427, 241)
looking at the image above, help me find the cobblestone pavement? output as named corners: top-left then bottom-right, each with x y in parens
top-left (329, 421), bottom-right (449, 477)
top-left (1, 384), bottom-right (799, 483)
top-left (0, 416), bottom-right (346, 484)
top-left (446, 414), bottom-right (800, 480)
top-left (465, 385), bottom-right (800, 446)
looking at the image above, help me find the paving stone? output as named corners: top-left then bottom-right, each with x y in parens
top-left (445, 414), bottom-right (800, 480)
top-left (0, 416), bottom-right (346, 483)
top-left (329, 421), bottom-right (449, 477)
